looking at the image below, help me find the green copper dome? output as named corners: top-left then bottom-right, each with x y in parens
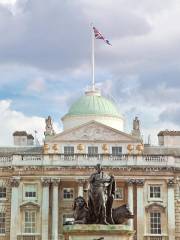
top-left (66, 90), bottom-right (121, 118)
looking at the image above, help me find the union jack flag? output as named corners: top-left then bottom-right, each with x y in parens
top-left (93, 26), bottom-right (112, 46)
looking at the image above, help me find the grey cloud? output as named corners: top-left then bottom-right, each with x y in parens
top-left (159, 107), bottom-right (180, 126)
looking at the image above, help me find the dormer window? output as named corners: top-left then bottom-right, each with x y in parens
top-left (64, 146), bottom-right (74, 155)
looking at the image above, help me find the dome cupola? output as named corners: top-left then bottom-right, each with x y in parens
top-left (62, 89), bottom-right (124, 131)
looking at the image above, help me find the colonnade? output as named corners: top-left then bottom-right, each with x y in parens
top-left (9, 177), bottom-right (176, 240)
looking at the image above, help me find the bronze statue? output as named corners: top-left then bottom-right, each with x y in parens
top-left (88, 164), bottom-right (115, 224)
top-left (73, 164), bottom-right (134, 225)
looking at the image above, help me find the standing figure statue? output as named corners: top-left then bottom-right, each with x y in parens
top-left (88, 164), bottom-right (115, 224)
top-left (44, 115), bottom-right (55, 137)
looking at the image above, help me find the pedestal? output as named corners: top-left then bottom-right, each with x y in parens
top-left (63, 224), bottom-right (135, 240)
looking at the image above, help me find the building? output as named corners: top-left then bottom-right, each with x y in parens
top-left (0, 88), bottom-right (180, 240)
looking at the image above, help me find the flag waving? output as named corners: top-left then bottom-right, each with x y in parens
top-left (93, 26), bottom-right (112, 46)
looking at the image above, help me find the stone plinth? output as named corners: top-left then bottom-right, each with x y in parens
top-left (63, 224), bottom-right (135, 240)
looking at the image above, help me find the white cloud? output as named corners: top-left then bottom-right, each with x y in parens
top-left (0, 99), bottom-right (60, 146)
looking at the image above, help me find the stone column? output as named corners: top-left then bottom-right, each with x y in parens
top-left (127, 179), bottom-right (134, 230)
top-left (10, 177), bottom-right (20, 240)
top-left (136, 179), bottom-right (145, 240)
top-left (51, 178), bottom-right (60, 240)
top-left (77, 179), bottom-right (84, 197)
top-left (167, 179), bottom-right (175, 240)
top-left (41, 178), bottom-right (50, 240)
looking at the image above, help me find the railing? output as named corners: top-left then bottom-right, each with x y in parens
top-left (17, 235), bottom-right (41, 240)
top-left (144, 236), bottom-right (168, 240)
top-left (0, 153), bottom-right (178, 168)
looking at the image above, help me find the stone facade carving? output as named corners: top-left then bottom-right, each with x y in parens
top-left (10, 177), bottom-right (20, 187)
top-left (51, 122), bottom-right (138, 142)
top-left (51, 178), bottom-right (60, 186)
top-left (41, 178), bottom-right (51, 187)
top-left (167, 178), bottom-right (175, 187)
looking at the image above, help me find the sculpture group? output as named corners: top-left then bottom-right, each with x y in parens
top-left (73, 164), bottom-right (134, 225)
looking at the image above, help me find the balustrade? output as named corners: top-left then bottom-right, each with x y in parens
top-left (144, 236), bottom-right (168, 240)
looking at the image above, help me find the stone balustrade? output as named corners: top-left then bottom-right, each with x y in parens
top-left (0, 154), bottom-right (178, 168)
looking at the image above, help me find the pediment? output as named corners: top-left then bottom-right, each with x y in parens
top-left (47, 121), bottom-right (140, 143)
top-left (20, 201), bottom-right (40, 210)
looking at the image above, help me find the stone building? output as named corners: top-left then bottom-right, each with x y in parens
top-left (0, 89), bottom-right (180, 240)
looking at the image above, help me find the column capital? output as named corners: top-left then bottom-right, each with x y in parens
top-left (127, 178), bottom-right (136, 185)
top-left (41, 177), bottom-right (51, 187)
top-left (167, 178), bottom-right (175, 188)
top-left (51, 178), bottom-right (61, 186)
top-left (10, 177), bottom-right (20, 187)
top-left (77, 179), bottom-right (86, 186)
top-left (136, 179), bottom-right (145, 187)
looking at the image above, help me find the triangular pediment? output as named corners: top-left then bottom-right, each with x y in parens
top-left (47, 121), bottom-right (140, 143)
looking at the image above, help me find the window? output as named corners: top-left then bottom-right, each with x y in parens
top-left (112, 147), bottom-right (122, 156)
top-left (63, 188), bottom-right (74, 200)
top-left (24, 210), bottom-right (36, 233)
top-left (150, 212), bottom-right (161, 234)
top-left (64, 146), bottom-right (74, 155)
top-left (88, 146), bottom-right (98, 155)
top-left (0, 187), bottom-right (6, 199)
top-left (24, 184), bottom-right (37, 200)
top-left (115, 187), bottom-right (124, 200)
top-left (0, 212), bottom-right (5, 234)
top-left (150, 186), bottom-right (161, 199)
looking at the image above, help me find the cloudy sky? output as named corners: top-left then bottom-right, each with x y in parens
top-left (0, 0), bottom-right (180, 145)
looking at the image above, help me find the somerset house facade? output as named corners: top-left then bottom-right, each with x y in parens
top-left (0, 88), bottom-right (180, 240)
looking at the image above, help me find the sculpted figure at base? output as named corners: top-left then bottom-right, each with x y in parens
top-left (73, 164), bottom-right (134, 225)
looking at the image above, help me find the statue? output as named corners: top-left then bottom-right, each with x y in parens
top-left (44, 115), bottom-right (55, 136)
top-left (88, 164), bottom-right (115, 224)
top-left (133, 116), bottom-right (140, 130)
top-left (73, 164), bottom-right (134, 225)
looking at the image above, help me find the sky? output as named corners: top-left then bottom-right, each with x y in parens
top-left (0, 0), bottom-right (180, 146)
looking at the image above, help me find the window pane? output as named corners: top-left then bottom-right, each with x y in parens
top-left (0, 187), bottom-right (6, 198)
top-left (150, 186), bottom-right (161, 198)
top-left (115, 187), bottom-right (123, 200)
top-left (24, 184), bottom-right (37, 199)
top-left (150, 212), bottom-right (161, 234)
top-left (64, 146), bottom-right (74, 155)
top-left (0, 212), bottom-right (5, 234)
top-left (88, 147), bottom-right (98, 155)
top-left (112, 147), bottom-right (122, 156)
top-left (24, 211), bottom-right (36, 233)
top-left (63, 188), bottom-right (74, 199)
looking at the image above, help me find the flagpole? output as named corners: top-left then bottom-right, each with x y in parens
top-left (91, 24), bottom-right (95, 91)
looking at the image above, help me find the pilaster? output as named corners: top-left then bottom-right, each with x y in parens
top-left (10, 177), bottom-right (20, 240)
top-left (167, 178), bottom-right (175, 240)
top-left (41, 178), bottom-right (50, 240)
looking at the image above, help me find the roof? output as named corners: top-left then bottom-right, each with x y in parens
top-left (65, 90), bottom-right (122, 118)
top-left (13, 131), bottom-right (27, 136)
top-left (158, 130), bottom-right (180, 136)
top-left (27, 134), bottom-right (34, 140)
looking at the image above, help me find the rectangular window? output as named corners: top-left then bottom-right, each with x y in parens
top-left (150, 186), bottom-right (161, 199)
top-left (150, 212), bottom-right (161, 234)
top-left (115, 187), bottom-right (124, 200)
top-left (0, 187), bottom-right (6, 199)
top-left (64, 146), bottom-right (74, 155)
top-left (88, 146), bottom-right (98, 155)
top-left (24, 184), bottom-right (37, 200)
top-left (63, 188), bottom-right (74, 200)
top-left (112, 146), bottom-right (122, 156)
top-left (24, 210), bottom-right (36, 233)
top-left (0, 212), bottom-right (5, 234)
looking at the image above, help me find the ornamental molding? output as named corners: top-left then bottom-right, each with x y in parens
top-left (51, 178), bottom-right (61, 186)
top-left (41, 177), bottom-right (51, 187)
top-left (10, 177), bottom-right (20, 187)
top-left (145, 202), bottom-right (166, 212)
top-left (136, 179), bottom-right (145, 186)
top-left (167, 178), bottom-right (175, 187)
top-left (20, 201), bottom-right (40, 210)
